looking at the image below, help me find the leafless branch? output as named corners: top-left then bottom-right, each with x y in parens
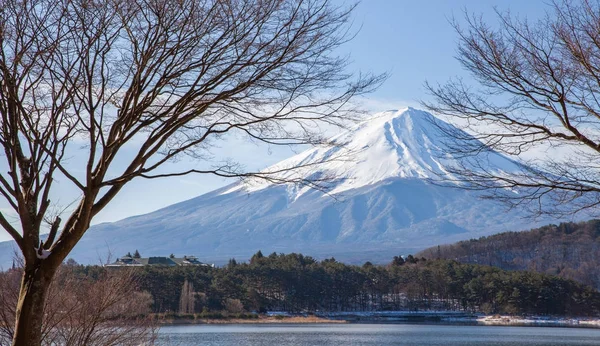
top-left (424, 0), bottom-right (600, 217)
top-left (0, 0), bottom-right (383, 343)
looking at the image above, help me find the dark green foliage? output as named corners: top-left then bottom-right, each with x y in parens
top-left (88, 252), bottom-right (600, 317)
top-left (133, 250), bottom-right (141, 259)
top-left (250, 251), bottom-right (264, 265)
top-left (405, 255), bottom-right (417, 264)
top-left (392, 256), bottom-right (405, 266)
top-left (418, 220), bottom-right (600, 289)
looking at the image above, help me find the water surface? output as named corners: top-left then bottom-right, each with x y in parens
top-left (157, 323), bottom-right (600, 345)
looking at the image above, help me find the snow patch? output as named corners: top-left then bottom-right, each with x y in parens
top-left (34, 246), bottom-right (51, 259)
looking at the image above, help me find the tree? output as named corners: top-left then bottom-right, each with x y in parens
top-left (64, 258), bottom-right (78, 267)
top-left (223, 298), bottom-right (245, 313)
top-left (250, 250), bottom-right (265, 265)
top-left (0, 0), bottom-right (382, 344)
top-left (133, 250), bottom-right (141, 259)
top-left (0, 266), bottom-right (155, 345)
top-left (391, 256), bottom-right (405, 266)
top-left (425, 0), bottom-right (600, 216)
top-left (179, 279), bottom-right (195, 314)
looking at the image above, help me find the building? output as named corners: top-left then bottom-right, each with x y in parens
top-left (106, 255), bottom-right (214, 267)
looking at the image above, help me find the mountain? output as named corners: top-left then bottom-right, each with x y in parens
top-left (418, 219), bottom-right (600, 289)
top-left (0, 108), bottom-right (561, 268)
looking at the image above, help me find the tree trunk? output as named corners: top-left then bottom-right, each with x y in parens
top-left (11, 265), bottom-right (52, 346)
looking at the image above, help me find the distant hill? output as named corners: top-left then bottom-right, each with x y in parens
top-left (418, 220), bottom-right (600, 289)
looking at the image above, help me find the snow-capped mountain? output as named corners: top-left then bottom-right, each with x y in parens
top-left (0, 108), bottom-right (559, 267)
top-left (226, 107), bottom-right (519, 196)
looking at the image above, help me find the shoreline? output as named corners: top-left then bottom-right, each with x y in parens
top-left (157, 315), bottom-right (347, 325)
top-left (477, 315), bottom-right (600, 328)
top-left (155, 313), bottom-right (600, 329)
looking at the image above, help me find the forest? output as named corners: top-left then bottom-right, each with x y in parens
top-left (62, 251), bottom-right (600, 317)
top-left (418, 220), bottom-right (600, 289)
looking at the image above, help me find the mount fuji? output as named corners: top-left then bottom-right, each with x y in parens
top-left (0, 108), bottom-right (560, 266)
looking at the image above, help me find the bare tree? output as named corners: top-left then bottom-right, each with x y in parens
top-left (0, 268), bottom-right (20, 343)
top-left (0, 266), bottom-right (156, 346)
top-left (0, 0), bottom-right (383, 344)
top-left (224, 298), bottom-right (245, 314)
top-left (425, 0), bottom-right (600, 216)
top-left (179, 279), bottom-right (195, 314)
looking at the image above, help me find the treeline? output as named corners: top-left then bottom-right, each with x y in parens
top-left (74, 252), bottom-right (600, 317)
top-left (418, 219), bottom-right (600, 289)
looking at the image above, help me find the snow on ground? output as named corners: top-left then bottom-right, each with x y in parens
top-left (477, 315), bottom-right (600, 327)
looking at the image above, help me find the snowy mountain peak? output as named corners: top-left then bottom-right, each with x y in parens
top-left (0, 108), bottom-right (555, 268)
top-left (225, 107), bottom-right (515, 198)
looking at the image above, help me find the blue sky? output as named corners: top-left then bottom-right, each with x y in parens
top-left (0, 0), bottom-right (550, 241)
top-left (342, 0), bottom-right (547, 104)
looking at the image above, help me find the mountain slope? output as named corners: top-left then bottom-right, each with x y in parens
top-left (0, 108), bottom-right (560, 267)
top-left (226, 107), bottom-right (519, 197)
top-left (417, 219), bottom-right (600, 289)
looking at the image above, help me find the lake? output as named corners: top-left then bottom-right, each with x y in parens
top-left (156, 323), bottom-right (600, 345)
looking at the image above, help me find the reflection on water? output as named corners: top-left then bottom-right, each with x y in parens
top-left (156, 323), bottom-right (600, 346)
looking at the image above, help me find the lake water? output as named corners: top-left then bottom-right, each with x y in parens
top-left (156, 323), bottom-right (600, 345)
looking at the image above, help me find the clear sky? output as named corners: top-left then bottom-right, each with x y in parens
top-left (340, 0), bottom-right (547, 105)
top-left (0, 0), bottom-right (550, 242)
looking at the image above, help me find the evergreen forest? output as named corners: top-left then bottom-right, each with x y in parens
top-left (66, 251), bottom-right (600, 317)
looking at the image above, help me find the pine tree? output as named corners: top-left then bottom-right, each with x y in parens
top-left (392, 256), bottom-right (405, 266)
top-left (133, 250), bottom-right (141, 258)
top-left (250, 250), bottom-right (264, 265)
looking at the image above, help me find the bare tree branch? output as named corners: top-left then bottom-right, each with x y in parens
top-left (425, 0), bottom-right (600, 217)
top-left (0, 0), bottom-right (384, 344)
